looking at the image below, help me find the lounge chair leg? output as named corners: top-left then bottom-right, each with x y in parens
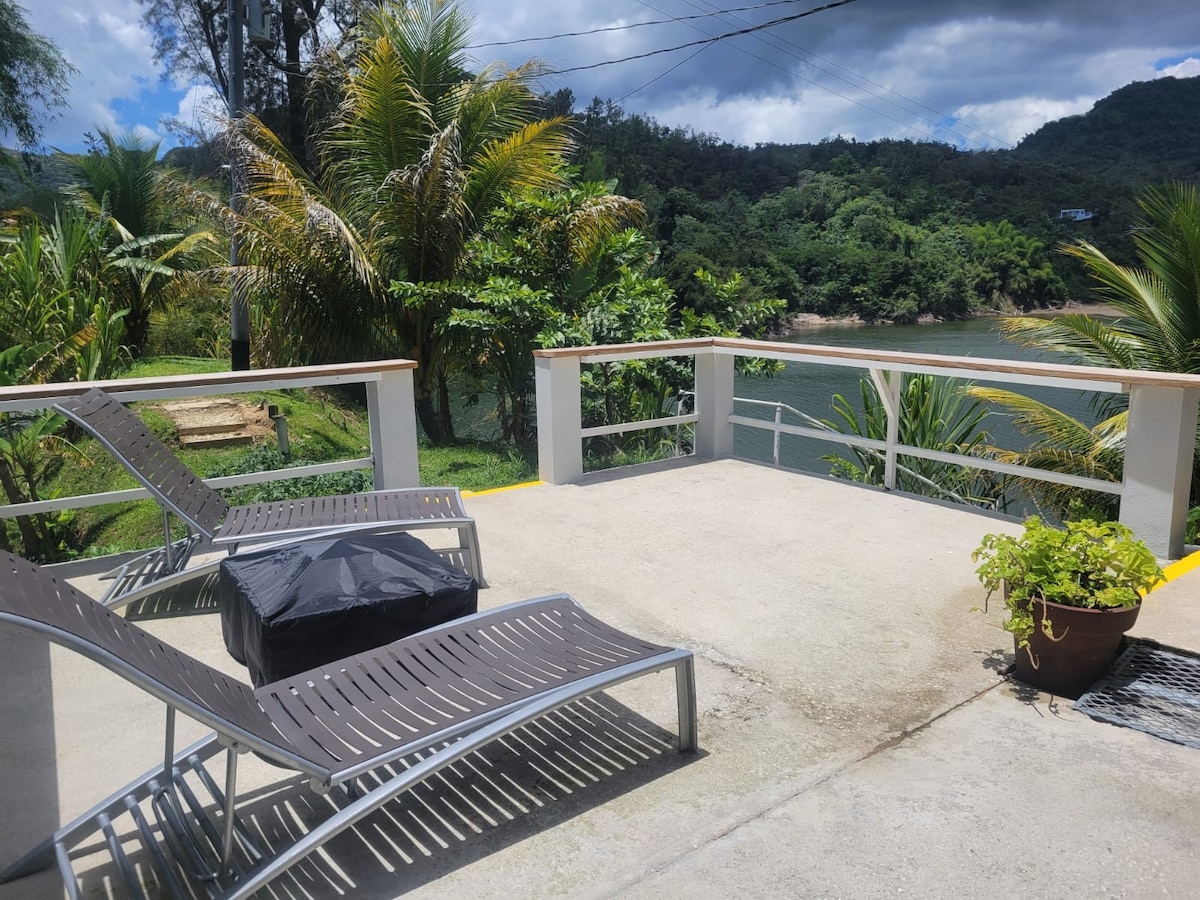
top-left (162, 509), bottom-right (175, 574)
top-left (0, 734), bottom-right (223, 886)
top-left (220, 748), bottom-right (239, 870)
top-left (675, 657), bottom-right (698, 752)
top-left (464, 525), bottom-right (487, 587)
top-left (153, 706), bottom-right (222, 881)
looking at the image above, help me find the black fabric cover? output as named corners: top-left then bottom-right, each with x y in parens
top-left (220, 533), bottom-right (478, 686)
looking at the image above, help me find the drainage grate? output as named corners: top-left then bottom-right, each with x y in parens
top-left (1075, 640), bottom-right (1200, 750)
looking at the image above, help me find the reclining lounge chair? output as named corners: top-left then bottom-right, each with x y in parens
top-left (0, 550), bottom-right (697, 899)
top-left (54, 388), bottom-right (485, 607)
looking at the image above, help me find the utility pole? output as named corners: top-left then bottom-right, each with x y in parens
top-left (227, 0), bottom-right (250, 370)
top-left (227, 1), bottom-right (272, 370)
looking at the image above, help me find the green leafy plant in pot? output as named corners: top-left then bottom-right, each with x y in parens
top-left (973, 517), bottom-right (1163, 698)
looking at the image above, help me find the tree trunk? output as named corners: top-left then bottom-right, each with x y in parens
top-left (410, 340), bottom-right (455, 444)
top-left (280, 1), bottom-right (310, 167)
top-left (436, 374), bottom-right (455, 441)
top-left (125, 305), bottom-right (150, 357)
top-left (415, 395), bottom-right (444, 444)
top-left (511, 394), bottom-right (533, 453)
top-left (0, 460), bottom-right (42, 558)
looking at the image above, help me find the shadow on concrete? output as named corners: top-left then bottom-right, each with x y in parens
top-left (978, 648), bottom-right (1012, 675)
top-left (68, 693), bottom-right (703, 898)
top-left (0, 630), bottom-right (59, 896)
top-left (124, 571), bottom-right (221, 621)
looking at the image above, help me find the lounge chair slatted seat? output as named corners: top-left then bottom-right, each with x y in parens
top-left (0, 550), bottom-right (697, 898)
top-left (54, 388), bottom-right (485, 606)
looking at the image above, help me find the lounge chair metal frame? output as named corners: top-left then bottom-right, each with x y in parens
top-left (53, 388), bottom-right (485, 607)
top-left (0, 550), bottom-right (697, 899)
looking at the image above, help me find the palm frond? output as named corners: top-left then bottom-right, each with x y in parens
top-left (995, 314), bottom-right (1144, 369)
top-left (1133, 183), bottom-right (1200, 347)
top-left (461, 118), bottom-right (573, 223)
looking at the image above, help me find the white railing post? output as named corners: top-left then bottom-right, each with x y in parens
top-left (1119, 383), bottom-right (1200, 559)
top-left (694, 347), bottom-right (735, 459)
top-left (869, 368), bottom-right (902, 490)
top-left (366, 368), bottom-right (420, 489)
top-left (535, 355), bottom-right (583, 484)
top-left (773, 404), bottom-right (782, 466)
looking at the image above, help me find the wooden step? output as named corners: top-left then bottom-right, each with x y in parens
top-left (161, 399), bottom-right (255, 447)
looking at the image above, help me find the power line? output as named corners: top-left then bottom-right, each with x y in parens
top-left (630, 0), bottom-right (953, 142)
top-left (676, 0), bottom-right (1013, 148)
top-left (544, 0), bottom-right (857, 76)
top-left (616, 43), bottom-right (714, 104)
top-left (666, 0), bottom-right (1079, 198)
top-left (468, 0), bottom-right (818, 50)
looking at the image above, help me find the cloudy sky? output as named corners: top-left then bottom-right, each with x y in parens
top-left (17, 0), bottom-right (1200, 154)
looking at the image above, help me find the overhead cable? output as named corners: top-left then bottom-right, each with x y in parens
top-left (469, 0), bottom-right (817, 49)
top-left (677, 0), bottom-right (1013, 148)
top-left (544, 0), bottom-right (857, 76)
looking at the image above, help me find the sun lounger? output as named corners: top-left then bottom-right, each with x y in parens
top-left (0, 550), bottom-right (697, 898)
top-left (53, 388), bottom-right (485, 607)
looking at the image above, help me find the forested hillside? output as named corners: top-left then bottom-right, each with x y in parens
top-left (564, 76), bottom-right (1199, 320)
top-left (5, 71), bottom-right (1194, 327)
top-left (1014, 75), bottom-right (1200, 186)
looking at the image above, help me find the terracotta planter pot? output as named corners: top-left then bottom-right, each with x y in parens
top-left (1012, 597), bottom-right (1142, 699)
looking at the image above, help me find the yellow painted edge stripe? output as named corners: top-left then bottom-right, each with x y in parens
top-left (1160, 549), bottom-right (1200, 583)
top-left (1142, 549), bottom-right (1200, 595)
top-left (461, 480), bottom-right (544, 498)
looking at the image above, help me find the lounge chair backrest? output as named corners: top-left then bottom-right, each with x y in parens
top-left (0, 551), bottom-right (272, 742)
top-left (55, 389), bottom-right (230, 538)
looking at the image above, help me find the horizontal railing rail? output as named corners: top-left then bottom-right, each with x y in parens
top-left (534, 337), bottom-right (1200, 558)
top-left (0, 361), bottom-right (421, 520)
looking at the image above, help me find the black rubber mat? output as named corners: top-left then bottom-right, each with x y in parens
top-left (1075, 640), bottom-right (1200, 750)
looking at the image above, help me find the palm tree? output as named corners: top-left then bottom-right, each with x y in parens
top-left (65, 129), bottom-right (218, 354)
top-left (997, 182), bottom-right (1200, 372)
top-left (965, 387), bottom-right (1125, 520)
top-left (229, 0), bottom-right (574, 441)
top-left (991, 182), bottom-right (1200, 506)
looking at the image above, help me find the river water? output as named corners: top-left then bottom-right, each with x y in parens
top-left (731, 317), bottom-right (1099, 475)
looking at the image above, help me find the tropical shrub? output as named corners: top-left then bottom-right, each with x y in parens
top-left (823, 372), bottom-right (1004, 508)
top-left (0, 207), bottom-right (131, 382)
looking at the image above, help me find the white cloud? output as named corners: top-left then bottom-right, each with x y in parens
top-left (953, 97), bottom-right (1094, 146)
top-left (169, 85), bottom-right (225, 140)
top-left (1160, 57), bottom-right (1200, 79)
top-left (14, 1), bottom-right (1200, 155)
top-left (20, 1), bottom-right (174, 151)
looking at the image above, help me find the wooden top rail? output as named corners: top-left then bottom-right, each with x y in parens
top-left (535, 338), bottom-right (713, 360)
top-left (0, 359), bottom-right (418, 412)
top-left (535, 337), bottom-right (1200, 391)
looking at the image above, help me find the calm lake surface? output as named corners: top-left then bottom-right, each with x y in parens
top-left (732, 317), bottom-right (1097, 474)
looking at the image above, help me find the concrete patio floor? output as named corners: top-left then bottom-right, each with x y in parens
top-left (2, 457), bottom-right (1199, 898)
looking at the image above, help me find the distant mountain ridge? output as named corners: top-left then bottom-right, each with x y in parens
top-left (1013, 75), bottom-right (1200, 185)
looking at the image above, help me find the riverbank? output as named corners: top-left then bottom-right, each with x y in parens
top-left (783, 301), bottom-right (1120, 333)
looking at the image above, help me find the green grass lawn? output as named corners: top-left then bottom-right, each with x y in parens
top-left (42, 358), bottom-right (536, 557)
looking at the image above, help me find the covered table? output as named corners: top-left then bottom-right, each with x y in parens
top-left (219, 532), bottom-right (478, 686)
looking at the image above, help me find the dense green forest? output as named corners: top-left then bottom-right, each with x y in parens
top-left (1015, 75), bottom-right (1200, 186)
top-left (562, 75), bottom-right (1200, 320)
